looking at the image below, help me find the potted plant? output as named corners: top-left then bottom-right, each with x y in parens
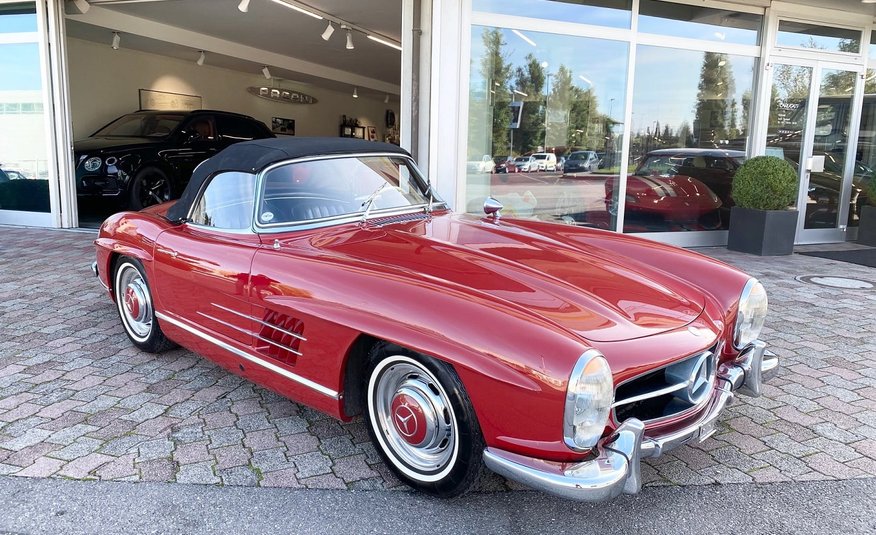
top-left (727, 155), bottom-right (799, 256)
top-left (858, 176), bottom-right (876, 246)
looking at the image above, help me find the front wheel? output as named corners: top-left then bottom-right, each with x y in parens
top-left (129, 167), bottom-right (172, 210)
top-left (364, 343), bottom-right (484, 497)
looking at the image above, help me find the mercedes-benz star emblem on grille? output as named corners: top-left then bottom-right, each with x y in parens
top-left (686, 352), bottom-right (713, 405)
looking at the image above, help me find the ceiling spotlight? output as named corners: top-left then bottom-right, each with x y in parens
top-left (196, 51), bottom-right (205, 66)
top-left (344, 26), bottom-right (354, 50)
top-left (73, 0), bottom-right (90, 14)
top-left (262, 65), bottom-right (271, 79)
top-left (353, 87), bottom-right (358, 98)
top-left (238, 0), bottom-right (250, 13)
top-left (111, 32), bottom-right (120, 50)
top-left (321, 21), bottom-right (334, 41)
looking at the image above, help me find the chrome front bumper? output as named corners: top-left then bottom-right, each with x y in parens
top-left (483, 341), bottom-right (778, 502)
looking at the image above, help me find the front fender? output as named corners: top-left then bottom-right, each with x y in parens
top-left (252, 253), bottom-right (589, 462)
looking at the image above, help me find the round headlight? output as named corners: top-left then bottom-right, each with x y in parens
top-left (83, 157), bottom-right (102, 172)
top-left (734, 279), bottom-right (768, 348)
top-left (564, 350), bottom-right (614, 451)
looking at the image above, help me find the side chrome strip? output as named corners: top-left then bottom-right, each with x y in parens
top-left (212, 302), bottom-right (307, 342)
top-left (156, 311), bottom-right (338, 400)
top-left (197, 311), bottom-right (303, 357)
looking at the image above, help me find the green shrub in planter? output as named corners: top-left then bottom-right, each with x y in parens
top-left (728, 156), bottom-right (799, 256)
top-left (731, 156), bottom-right (798, 210)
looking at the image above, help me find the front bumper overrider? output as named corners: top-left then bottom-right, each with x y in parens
top-left (483, 341), bottom-right (778, 502)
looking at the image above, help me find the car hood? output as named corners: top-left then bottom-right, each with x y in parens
top-left (311, 213), bottom-right (705, 343)
top-left (74, 136), bottom-right (165, 154)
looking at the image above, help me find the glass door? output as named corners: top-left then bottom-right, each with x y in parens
top-left (765, 59), bottom-right (862, 243)
top-left (0, 1), bottom-right (52, 226)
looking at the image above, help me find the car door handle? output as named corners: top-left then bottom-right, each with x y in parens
top-left (170, 250), bottom-right (178, 258)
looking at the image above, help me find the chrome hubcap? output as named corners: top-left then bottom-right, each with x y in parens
top-left (373, 360), bottom-right (455, 474)
top-left (117, 266), bottom-right (152, 340)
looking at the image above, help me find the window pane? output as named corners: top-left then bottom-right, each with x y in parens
top-left (472, 0), bottom-right (631, 29)
top-left (0, 41), bottom-right (49, 213)
top-left (805, 69), bottom-right (855, 229)
top-left (259, 156), bottom-right (431, 225)
top-left (854, 72), bottom-right (876, 227)
top-left (190, 172), bottom-right (255, 229)
top-left (626, 47), bottom-right (756, 233)
top-left (466, 26), bottom-right (628, 231)
top-left (777, 21), bottom-right (860, 53)
top-left (764, 63), bottom-right (810, 214)
top-left (638, 0), bottom-right (761, 46)
top-left (0, 3), bottom-right (36, 33)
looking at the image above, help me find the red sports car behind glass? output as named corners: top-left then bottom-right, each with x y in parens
top-left (92, 137), bottom-right (777, 501)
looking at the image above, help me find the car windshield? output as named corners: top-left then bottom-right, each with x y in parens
top-left (93, 114), bottom-right (185, 138)
top-left (568, 153), bottom-right (590, 160)
top-left (515, 157), bottom-right (528, 163)
top-left (532, 154), bottom-right (548, 160)
top-left (636, 155), bottom-right (681, 175)
top-left (259, 155), bottom-right (440, 226)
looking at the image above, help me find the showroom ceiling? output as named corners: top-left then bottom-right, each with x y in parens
top-left (65, 0), bottom-right (402, 98)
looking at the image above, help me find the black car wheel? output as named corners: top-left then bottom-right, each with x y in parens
top-left (364, 342), bottom-right (484, 498)
top-left (129, 167), bottom-right (172, 210)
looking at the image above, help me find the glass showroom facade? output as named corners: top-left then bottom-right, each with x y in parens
top-left (448, 0), bottom-right (876, 246)
top-left (4, 0), bottom-right (876, 250)
top-left (0, 0), bottom-right (70, 228)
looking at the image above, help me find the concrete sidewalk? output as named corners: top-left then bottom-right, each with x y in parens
top-left (1, 226), bottom-right (875, 492)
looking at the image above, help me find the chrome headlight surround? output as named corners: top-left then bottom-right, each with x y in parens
top-left (83, 156), bottom-right (103, 172)
top-left (563, 349), bottom-right (614, 452)
top-left (733, 278), bottom-right (768, 349)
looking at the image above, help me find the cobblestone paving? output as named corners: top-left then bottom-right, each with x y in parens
top-left (1, 227), bottom-right (874, 491)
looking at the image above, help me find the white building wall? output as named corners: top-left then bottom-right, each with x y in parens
top-left (66, 37), bottom-right (398, 142)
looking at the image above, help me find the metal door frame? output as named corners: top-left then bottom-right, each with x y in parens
top-left (766, 55), bottom-right (864, 243)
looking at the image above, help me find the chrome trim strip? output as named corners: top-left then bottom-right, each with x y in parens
top-left (611, 380), bottom-right (690, 408)
top-left (197, 311), bottom-right (303, 357)
top-left (563, 349), bottom-right (610, 452)
top-left (212, 302), bottom-right (307, 342)
top-left (156, 311), bottom-right (337, 399)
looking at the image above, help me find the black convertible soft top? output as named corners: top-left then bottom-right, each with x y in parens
top-left (166, 137), bottom-right (410, 222)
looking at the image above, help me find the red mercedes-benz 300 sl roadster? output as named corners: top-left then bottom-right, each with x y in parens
top-left (92, 137), bottom-right (777, 501)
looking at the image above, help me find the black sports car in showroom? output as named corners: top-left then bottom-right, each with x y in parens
top-left (75, 110), bottom-right (274, 210)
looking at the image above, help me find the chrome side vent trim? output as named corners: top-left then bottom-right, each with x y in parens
top-left (200, 303), bottom-right (306, 365)
top-left (156, 311), bottom-right (337, 399)
top-left (257, 309), bottom-right (306, 366)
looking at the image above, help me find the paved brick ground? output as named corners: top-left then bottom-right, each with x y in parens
top-left (1, 226), bottom-right (874, 491)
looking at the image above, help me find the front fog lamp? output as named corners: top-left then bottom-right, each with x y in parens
top-left (734, 279), bottom-right (768, 348)
top-left (563, 350), bottom-right (614, 451)
top-left (83, 157), bottom-right (102, 172)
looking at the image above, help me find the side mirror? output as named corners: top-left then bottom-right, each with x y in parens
top-left (484, 197), bottom-right (503, 219)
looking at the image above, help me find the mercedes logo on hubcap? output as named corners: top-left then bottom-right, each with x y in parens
top-left (394, 404), bottom-right (417, 437)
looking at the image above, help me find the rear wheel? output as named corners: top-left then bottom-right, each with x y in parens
top-left (113, 257), bottom-right (175, 353)
top-left (364, 342), bottom-right (484, 498)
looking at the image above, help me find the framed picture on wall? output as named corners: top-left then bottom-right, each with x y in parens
top-left (271, 117), bottom-right (295, 136)
top-left (367, 126), bottom-right (377, 141)
top-left (139, 89), bottom-right (202, 111)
